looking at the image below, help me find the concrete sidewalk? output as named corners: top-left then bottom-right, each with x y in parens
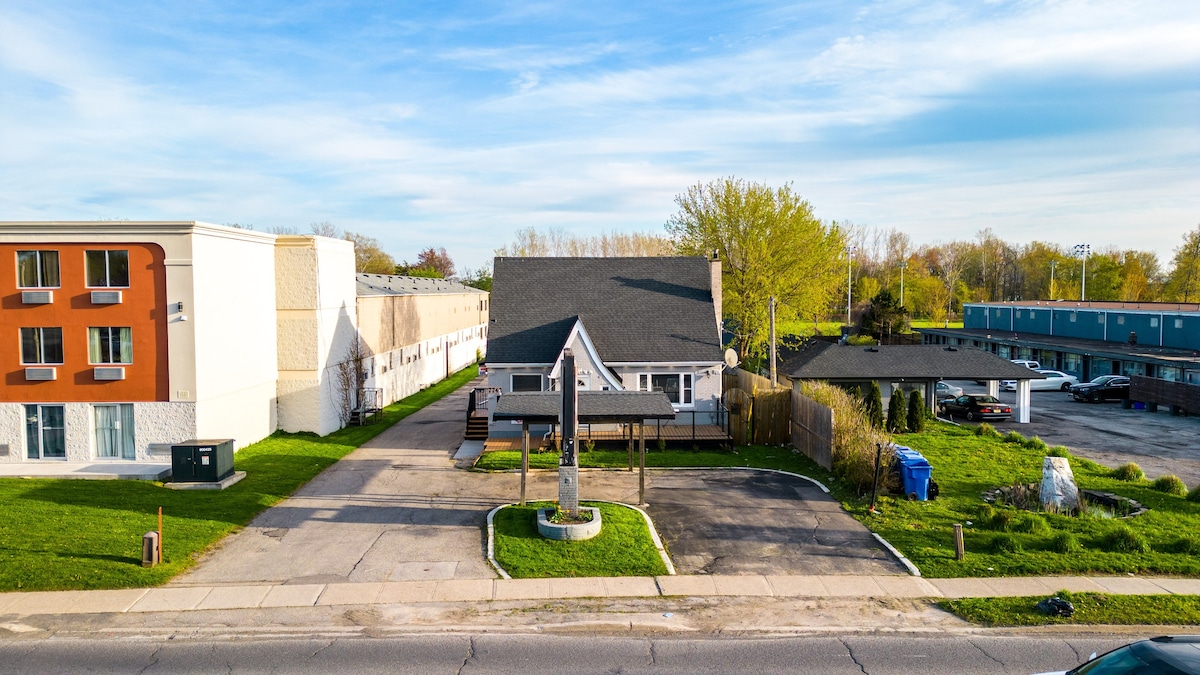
top-left (3, 574), bottom-right (1200, 618)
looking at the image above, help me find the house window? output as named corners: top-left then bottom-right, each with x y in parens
top-left (511, 374), bottom-right (542, 392)
top-left (637, 373), bottom-right (694, 406)
top-left (20, 327), bottom-right (64, 364)
top-left (88, 327), bottom-right (133, 364)
top-left (25, 405), bottom-right (66, 459)
top-left (17, 250), bottom-right (60, 288)
top-left (94, 404), bottom-right (135, 460)
top-left (85, 250), bottom-right (130, 287)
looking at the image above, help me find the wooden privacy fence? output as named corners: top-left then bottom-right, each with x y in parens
top-left (722, 368), bottom-right (792, 445)
top-left (791, 390), bottom-right (833, 470)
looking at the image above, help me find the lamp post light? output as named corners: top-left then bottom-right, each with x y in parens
top-left (1073, 243), bottom-right (1091, 301)
top-left (846, 245), bottom-right (857, 327)
top-left (898, 261), bottom-right (908, 308)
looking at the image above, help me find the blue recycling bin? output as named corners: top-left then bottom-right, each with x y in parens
top-left (895, 447), bottom-right (932, 501)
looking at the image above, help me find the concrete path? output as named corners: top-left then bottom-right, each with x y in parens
top-left (5, 575), bottom-right (1200, 618)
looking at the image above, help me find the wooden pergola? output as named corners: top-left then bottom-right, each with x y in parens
top-left (492, 391), bottom-right (676, 506)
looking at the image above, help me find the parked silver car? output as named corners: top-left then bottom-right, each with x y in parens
top-left (936, 381), bottom-right (964, 399)
top-left (1001, 369), bottom-right (1079, 392)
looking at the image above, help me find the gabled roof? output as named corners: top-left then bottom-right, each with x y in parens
top-left (487, 257), bottom-right (722, 365)
top-left (548, 319), bottom-right (624, 390)
top-left (356, 273), bottom-right (486, 297)
top-left (783, 342), bottom-right (1047, 380)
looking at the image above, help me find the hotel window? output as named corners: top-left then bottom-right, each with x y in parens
top-left (88, 327), bottom-right (133, 364)
top-left (20, 327), bottom-right (64, 364)
top-left (94, 404), bottom-right (136, 460)
top-left (85, 250), bottom-right (130, 287)
top-left (637, 373), bottom-right (694, 406)
top-left (25, 405), bottom-right (66, 460)
top-left (16, 250), bottom-right (60, 288)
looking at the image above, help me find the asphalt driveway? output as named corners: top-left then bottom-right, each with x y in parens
top-left (174, 379), bottom-right (903, 587)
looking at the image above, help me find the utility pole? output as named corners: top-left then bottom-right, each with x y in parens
top-left (845, 245), bottom-right (856, 328)
top-left (898, 261), bottom-right (908, 308)
top-left (768, 296), bottom-right (777, 385)
top-left (1049, 260), bottom-right (1057, 300)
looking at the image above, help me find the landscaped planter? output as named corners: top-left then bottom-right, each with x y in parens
top-left (537, 507), bottom-right (602, 541)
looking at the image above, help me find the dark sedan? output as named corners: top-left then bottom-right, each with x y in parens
top-left (940, 394), bottom-right (1012, 422)
top-left (1070, 375), bottom-right (1131, 402)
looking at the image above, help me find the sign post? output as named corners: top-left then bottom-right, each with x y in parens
top-left (558, 349), bottom-right (580, 518)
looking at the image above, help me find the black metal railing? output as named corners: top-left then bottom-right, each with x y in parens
top-left (468, 387), bottom-right (502, 417)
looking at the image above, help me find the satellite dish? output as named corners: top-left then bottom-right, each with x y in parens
top-left (723, 348), bottom-right (739, 369)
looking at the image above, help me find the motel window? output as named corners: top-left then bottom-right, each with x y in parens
top-left (94, 404), bottom-right (135, 460)
top-left (20, 327), bottom-right (64, 364)
top-left (1070, 313), bottom-right (1077, 323)
top-left (1176, 318), bottom-right (1184, 329)
top-left (1150, 317), bottom-right (1159, 328)
top-left (16, 250), bottom-right (60, 288)
top-left (1098, 314), bottom-right (1104, 324)
top-left (85, 250), bottom-right (130, 288)
top-left (637, 373), bottom-right (694, 406)
top-left (1117, 316), bottom-right (1125, 325)
top-left (511, 374), bottom-right (543, 392)
top-left (25, 405), bottom-right (66, 460)
top-left (88, 327), bottom-right (132, 364)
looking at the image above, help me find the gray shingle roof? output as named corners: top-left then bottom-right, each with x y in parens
top-left (783, 342), bottom-right (1048, 380)
top-left (356, 273), bottom-right (486, 297)
top-left (487, 257), bottom-right (722, 364)
top-left (492, 391), bottom-right (678, 422)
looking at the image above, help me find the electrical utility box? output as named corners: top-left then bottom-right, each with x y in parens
top-left (171, 439), bottom-right (235, 482)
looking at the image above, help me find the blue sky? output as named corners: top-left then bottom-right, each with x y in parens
top-left (2, 0), bottom-right (1197, 272)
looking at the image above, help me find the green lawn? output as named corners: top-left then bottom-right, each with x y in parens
top-left (0, 365), bottom-right (479, 593)
top-left (858, 422), bottom-right (1200, 578)
top-left (492, 501), bottom-right (668, 578)
top-left (942, 591), bottom-right (1200, 626)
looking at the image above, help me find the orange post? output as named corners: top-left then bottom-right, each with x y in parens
top-left (157, 507), bottom-right (163, 564)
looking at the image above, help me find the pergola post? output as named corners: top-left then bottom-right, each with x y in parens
top-left (638, 422), bottom-right (646, 506)
top-left (987, 380), bottom-right (1000, 398)
top-left (520, 421), bottom-right (529, 505)
top-left (1016, 380), bottom-right (1032, 423)
top-left (627, 423), bottom-right (634, 471)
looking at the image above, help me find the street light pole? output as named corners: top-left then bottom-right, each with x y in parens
top-left (898, 261), bottom-right (908, 308)
top-left (1073, 243), bottom-right (1091, 301)
top-left (846, 245), bottom-right (857, 328)
top-left (1049, 260), bottom-right (1057, 300)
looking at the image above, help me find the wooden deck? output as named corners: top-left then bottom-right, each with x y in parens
top-left (482, 424), bottom-right (730, 452)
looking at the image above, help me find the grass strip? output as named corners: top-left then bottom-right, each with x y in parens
top-left (942, 591), bottom-right (1200, 626)
top-left (493, 501), bottom-right (667, 578)
top-left (0, 365), bottom-right (479, 593)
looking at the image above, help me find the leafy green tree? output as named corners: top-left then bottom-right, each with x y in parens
top-left (460, 264), bottom-right (493, 292)
top-left (344, 231), bottom-right (396, 274)
top-left (667, 177), bottom-right (846, 360)
top-left (886, 389), bottom-right (907, 433)
top-left (860, 289), bottom-right (909, 338)
top-left (1165, 225), bottom-right (1200, 303)
top-left (907, 390), bottom-right (925, 433)
top-left (865, 381), bottom-right (884, 430)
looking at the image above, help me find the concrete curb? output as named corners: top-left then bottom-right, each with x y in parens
top-left (485, 505), bottom-right (511, 579)
top-left (872, 532), bottom-right (922, 577)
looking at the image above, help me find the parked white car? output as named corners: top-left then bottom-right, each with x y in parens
top-left (1011, 359), bottom-right (1041, 370)
top-left (1001, 369), bottom-right (1079, 392)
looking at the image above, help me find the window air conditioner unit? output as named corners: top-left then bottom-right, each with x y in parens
top-left (21, 290), bottom-right (53, 304)
top-left (91, 290), bottom-right (123, 304)
top-left (25, 367), bottom-right (57, 381)
top-left (94, 367), bottom-right (126, 381)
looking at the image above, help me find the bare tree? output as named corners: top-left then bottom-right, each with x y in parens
top-left (310, 221), bottom-right (342, 238)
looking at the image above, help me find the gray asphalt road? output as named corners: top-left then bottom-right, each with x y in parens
top-left (0, 633), bottom-right (1135, 674)
top-left (943, 379), bottom-right (1200, 485)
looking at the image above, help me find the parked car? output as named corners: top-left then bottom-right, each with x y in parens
top-left (1011, 359), bottom-right (1041, 370)
top-left (1070, 375), bottom-right (1131, 402)
top-left (940, 394), bottom-right (1012, 422)
top-left (1032, 634), bottom-right (1200, 674)
top-left (936, 381), bottom-right (964, 400)
top-left (1001, 369), bottom-right (1079, 392)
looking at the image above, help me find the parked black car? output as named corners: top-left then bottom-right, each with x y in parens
top-left (1070, 375), bottom-right (1131, 403)
top-left (1032, 634), bottom-right (1200, 674)
top-left (940, 394), bottom-right (1012, 422)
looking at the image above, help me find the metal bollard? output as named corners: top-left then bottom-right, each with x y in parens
top-left (142, 531), bottom-right (160, 567)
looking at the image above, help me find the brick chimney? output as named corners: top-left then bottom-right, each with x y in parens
top-left (709, 250), bottom-right (722, 335)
